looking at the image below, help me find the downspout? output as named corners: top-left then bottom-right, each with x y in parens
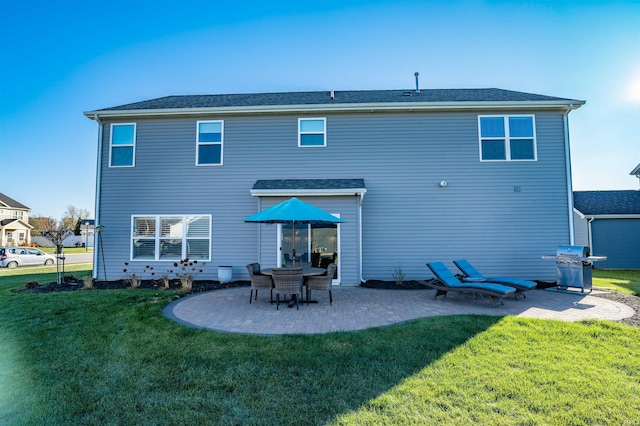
top-left (358, 191), bottom-right (365, 283)
top-left (563, 104), bottom-right (575, 245)
top-left (587, 217), bottom-right (594, 253)
top-left (93, 114), bottom-right (103, 279)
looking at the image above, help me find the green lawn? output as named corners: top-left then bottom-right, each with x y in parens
top-left (594, 269), bottom-right (640, 296)
top-left (1, 268), bottom-right (639, 425)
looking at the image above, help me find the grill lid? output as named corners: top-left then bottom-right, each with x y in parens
top-left (556, 245), bottom-right (590, 257)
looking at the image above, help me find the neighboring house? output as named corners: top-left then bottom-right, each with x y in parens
top-left (0, 193), bottom-right (32, 246)
top-left (631, 163), bottom-right (640, 189)
top-left (85, 88), bottom-right (584, 283)
top-left (574, 190), bottom-right (640, 269)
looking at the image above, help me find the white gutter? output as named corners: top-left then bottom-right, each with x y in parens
top-left (564, 103), bottom-right (577, 245)
top-left (84, 100), bottom-right (584, 119)
top-left (93, 114), bottom-right (103, 279)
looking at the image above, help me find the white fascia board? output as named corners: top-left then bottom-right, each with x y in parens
top-left (587, 214), bottom-right (640, 219)
top-left (573, 207), bottom-right (587, 219)
top-left (250, 188), bottom-right (367, 197)
top-left (84, 100), bottom-right (584, 120)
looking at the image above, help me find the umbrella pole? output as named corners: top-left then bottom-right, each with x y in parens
top-left (292, 221), bottom-right (296, 267)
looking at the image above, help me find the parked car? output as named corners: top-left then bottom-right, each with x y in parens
top-left (0, 246), bottom-right (56, 268)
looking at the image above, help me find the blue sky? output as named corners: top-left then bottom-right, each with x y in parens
top-left (1, 0), bottom-right (638, 219)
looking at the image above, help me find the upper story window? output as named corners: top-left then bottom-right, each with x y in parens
top-left (478, 115), bottom-right (537, 161)
top-left (110, 123), bottom-right (136, 167)
top-left (131, 215), bottom-right (211, 261)
top-left (299, 118), bottom-right (326, 147)
top-left (197, 121), bottom-right (224, 165)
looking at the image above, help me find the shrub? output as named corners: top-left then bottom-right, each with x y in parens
top-left (123, 263), bottom-right (154, 289)
top-left (25, 281), bottom-right (41, 289)
top-left (173, 258), bottom-right (206, 292)
top-left (82, 276), bottom-right (94, 290)
top-left (391, 262), bottom-right (405, 286)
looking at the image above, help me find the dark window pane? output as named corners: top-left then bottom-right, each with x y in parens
top-left (482, 140), bottom-right (506, 160)
top-left (160, 239), bottom-right (182, 260)
top-left (133, 239), bottom-right (155, 259)
top-left (112, 146), bottom-right (133, 166)
top-left (187, 239), bottom-right (209, 260)
top-left (480, 117), bottom-right (505, 138)
top-left (509, 117), bottom-right (534, 137)
top-left (199, 132), bottom-right (221, 142)
top-left (510, 139), bottom-right (535, 160)
top-left (301, 134), bottom-right (325, 146)
top-left (198, 144), bottom-right (222, 164)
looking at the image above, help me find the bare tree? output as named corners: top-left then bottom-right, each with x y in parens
top-left (29, 216), bottom-right (58, 237)
top-left (41, 220), bottom-right (74, 284)
top-left (62, 205), bottom-right (91, 235)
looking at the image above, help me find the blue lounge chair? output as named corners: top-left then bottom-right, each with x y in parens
top-left (453, 259), bottom-right (537, 299)
top-left (425, 262), bottom-right (516, 307)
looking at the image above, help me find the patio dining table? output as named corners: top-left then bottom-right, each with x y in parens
top-left (260, 267), bottom-right (327, 306)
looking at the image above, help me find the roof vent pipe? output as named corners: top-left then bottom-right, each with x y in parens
top-left (330, 90), bottom-right (335, 100)
top-left (414, 72), bottom-right (420, 93)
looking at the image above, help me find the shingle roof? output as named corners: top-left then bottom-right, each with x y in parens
top-left (0, 193), bottom-right (29, 210)
top-left (574, 190), bottom-right (640, 215)
top-left (252, 179), bottom-right (365, 191)
top-left (94, 88), bottom-right (581, 112)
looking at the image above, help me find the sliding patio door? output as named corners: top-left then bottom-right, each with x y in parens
top-left (278, 219), bottom-right (340, 283)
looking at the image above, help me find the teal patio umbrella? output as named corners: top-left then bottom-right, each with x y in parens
top-left (243, 197), bottom-right (345, 267)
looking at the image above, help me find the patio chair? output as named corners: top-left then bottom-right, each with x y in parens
top-left (452, 259), bottom-right (537, 299)
top-left (424, 262), bottom-right (516, 307)
top-left (306, 263), bottom-right (337, 305)
top-left (271, 268), bottom-right (304, 310)
top-left (246, 263), bottom-right (274, 304)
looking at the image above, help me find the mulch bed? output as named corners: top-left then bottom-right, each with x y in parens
top-left (13, 275), bottom-right (639, 327)
top-left (15, 279), bottom-right (250, 294)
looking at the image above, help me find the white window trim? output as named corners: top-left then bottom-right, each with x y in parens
top-left (130, 214), bottom-right (212, 261)
top-left (298, 117), bottom-right (326, 147)
top-left (196, 120), bottom-right (224, 166)
top-left (478, 115), bottom-right (537, 162)
top-left (109, 123), bottom-right (136, 167)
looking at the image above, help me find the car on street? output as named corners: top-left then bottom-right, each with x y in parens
top-left (0, 246), bottom-right (56, 268)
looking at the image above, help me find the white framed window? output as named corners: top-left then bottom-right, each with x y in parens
top-left (131, 215), bottom-right (211, 261)
top-left (478, 115), bottom-right (537, 161)
top-left (110, 123), bottom-right (136, 167)
top-left (298, 118), bottom-right (326, 147)
top-left (197, 121), bottom-right (224, 165)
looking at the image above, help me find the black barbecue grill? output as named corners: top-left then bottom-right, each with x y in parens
top-left (542, 245), bottom-right (607, 292)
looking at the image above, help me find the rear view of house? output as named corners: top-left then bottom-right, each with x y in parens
top-left (85, 88), bottom-right (584, 283)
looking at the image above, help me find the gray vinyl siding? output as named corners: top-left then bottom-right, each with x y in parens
top-left (96, 110), bottom-right (570, 282)
top-left (591, 219), bottom-right (640, 269)
top-left (573, 211), bottom-right (589, 247)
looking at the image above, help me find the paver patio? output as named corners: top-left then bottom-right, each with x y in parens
top-left (163, 286), bottom-right (635, 335)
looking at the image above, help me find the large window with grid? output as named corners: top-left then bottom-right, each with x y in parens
top-left (131, 215), bottom-right (211, 261)
top-left (478, 115), bottom-right (537, 161)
